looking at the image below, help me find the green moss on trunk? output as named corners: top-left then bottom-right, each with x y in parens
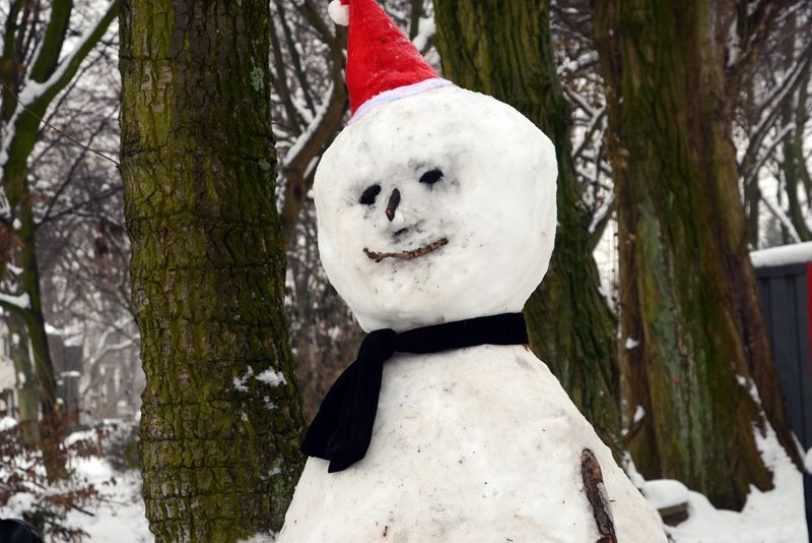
top-left (593, 0), bottom-right (800, 509)
top-left (119, 1), bottom-right (305, 541)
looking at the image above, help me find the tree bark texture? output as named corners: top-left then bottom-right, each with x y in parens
top-left (119, 2), bottom-right (305, 540)
top-left (434, 0), bottom-right (624, 456)
top-left (593, 0), bottom-right (801, 509)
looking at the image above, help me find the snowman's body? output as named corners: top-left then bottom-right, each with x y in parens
top-left (280, 345), bottom-right (664, 542)
top-left (277, 78), bottom-right (666, 541)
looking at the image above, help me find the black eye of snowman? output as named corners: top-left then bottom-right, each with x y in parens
top-left (419, 169), bottom-right (444, 185)
top-left (359, 184), bottom-right (381, 205)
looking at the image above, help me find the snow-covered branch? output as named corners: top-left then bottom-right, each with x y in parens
top-left (739, 40), bottom-right (812, 170)
top-left (0, 1), bottom-right (118, 176)
top-left (413, 16), bottom-right (436, 54)
top-left (565, 87), bottom-right (599, 118)
top-left (742, 122), bottom-right (796, 189)
top-left (761, 194), bottom-right (803, 243)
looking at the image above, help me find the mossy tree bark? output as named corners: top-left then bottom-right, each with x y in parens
top-left (433, 0), bottom-right (623, 456)
top-left (593, 0), bottom-right (801, 509)
top-left (119, 2), bottom-right (305, 541)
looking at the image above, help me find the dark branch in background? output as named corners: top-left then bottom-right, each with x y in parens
top-left (409, 0), bottom-right (423, 40)
top-left (275, 0), bottom-right (316, 115)
top-left (38, 115), bottom-right (113, 225)
top-left (37, 186), bottom-right (122, 226)
top-left (270, 11), bottom-right (304, 134)
top-left (0, 80), bottom-right (120, 167)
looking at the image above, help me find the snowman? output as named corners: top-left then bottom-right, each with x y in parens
top-left (277, 0), bottom-right (667, 541)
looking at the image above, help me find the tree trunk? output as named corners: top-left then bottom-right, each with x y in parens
top-left (0, 0), bottom-right (117, 481)
top-left (781, 50), bottom-right (812, 242)
top-left (8, 313), bottom-right (39, 446)
top-left (593, 0), bottom-right (801, 509)
top-left (119, 2), bottom-right (305, 541)
top-left (433, 0), bottom-right (623, 456)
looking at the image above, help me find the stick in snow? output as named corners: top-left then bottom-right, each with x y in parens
top-left (581, 448), bottom-right (617, 543)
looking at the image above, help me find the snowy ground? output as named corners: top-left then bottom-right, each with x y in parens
top-left (0, 419), bottom-right (152, 542)
top-left (658, 421), bottom-right (808, 543)
top-left (1, 458), bottom-right (151, 542)
top-left (1, 419), bottom-right (807, 542)
top-left (62, 457), bottom-right (151, 542)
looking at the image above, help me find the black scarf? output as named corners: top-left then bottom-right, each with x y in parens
top-left (301, 312), bottom-right (528, 472)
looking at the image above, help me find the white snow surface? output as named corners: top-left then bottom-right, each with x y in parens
top-left (751, 241), bottom-right (812, 267)
top-left (644, 478), bottom-right (690, 510)
top-left (0, 455), bottom-right (151, 542)
top-left (255, 368), bottom-right (287, 387)
top-left (63, 457), bottom-right (151, 542)
top-left (0, 416), bottom-right (17, 431)
top-left (315, 85), bottom-right (558, 332)
top-left (278, 345), bottom-right (666, 542)
top-left (633, 405), bottom-right (646, 424)
top-left (663, 421), bottom-right (806, 543)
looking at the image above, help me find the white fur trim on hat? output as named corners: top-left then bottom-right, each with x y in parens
top-left (350, 78), bottom-right (453, 123)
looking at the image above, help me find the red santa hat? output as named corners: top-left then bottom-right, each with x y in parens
top-left (328, 0), bottom-right (451, 120)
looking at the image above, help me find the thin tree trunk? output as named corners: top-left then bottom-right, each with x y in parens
top-left (781, 53), bottom-right (812, 241)
top-left (119, 1), bottom-right (305, 541)
top-left (8, 312), bottom-right (39, 446)
top-left (0, 1), bottom-right (116, 481)
top-left (593, 0), bottom-right (801, 509)
top-left (434, 0), bottom-right (623, 456)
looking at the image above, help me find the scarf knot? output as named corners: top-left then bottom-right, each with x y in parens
top-left (301, 313), bottom-right (528, 472)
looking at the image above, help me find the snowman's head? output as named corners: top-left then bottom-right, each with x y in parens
top-left (314, 85), bottom-right (557, 332)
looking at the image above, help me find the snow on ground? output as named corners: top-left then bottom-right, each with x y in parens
top-left (63, 457), bottom-right (152, 542)
top-left (0, 453), bottom-right (152, 543)
top-left (662, 417), bottom-right (807, 543)
top-left (1, 422), bottom-right (152, 543)
top-left (2, 425), bottom-right (806, 542)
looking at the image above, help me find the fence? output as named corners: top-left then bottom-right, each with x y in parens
top-left (753, 241), bottom-right (812, 538)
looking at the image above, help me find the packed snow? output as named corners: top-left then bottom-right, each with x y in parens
top-left (279, 345), bottom-right (666, 542)
top-left (280, 80), bottom-right (665, 541)
top-left (314, 85), bottom-right (557, 332)
top-left (645, 479), bottom-right (690, 510)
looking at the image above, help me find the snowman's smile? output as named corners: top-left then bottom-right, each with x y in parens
top-left (363, 237), bottom-right (449, 263)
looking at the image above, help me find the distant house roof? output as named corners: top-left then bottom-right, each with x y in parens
top-left (751, 241), bottom-right (812, 268)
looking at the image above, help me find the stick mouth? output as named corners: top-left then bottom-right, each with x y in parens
top-left (363, 237), bottom-right (449, 263)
